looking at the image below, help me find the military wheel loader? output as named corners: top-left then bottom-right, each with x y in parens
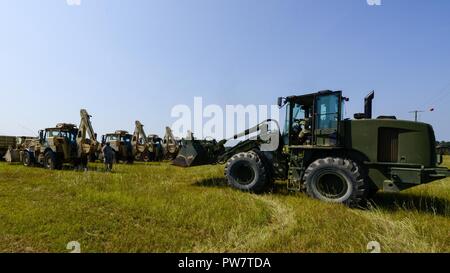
top-left (21, 109), bottom-right (98, 170)
top-left (173, 90), bottom-right (450, 207)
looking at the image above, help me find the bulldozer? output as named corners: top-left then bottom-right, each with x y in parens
top-left (173, 90), bottom-right (450, 206)
top-left (20, 109), bottom-right (98, 170)
top-left (132, 121), bottom-right (163, 162)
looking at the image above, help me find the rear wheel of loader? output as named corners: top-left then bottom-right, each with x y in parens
top-left (23, 151), bottom-right (34, 167)
top-left (225, 151), bottom-right (270, 193)
top-left (304, 157), bottom-right (367, 207)
top-left (44, 151), bottom-right (60, 170)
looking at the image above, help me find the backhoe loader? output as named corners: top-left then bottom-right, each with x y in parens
top-left (100, 130), bottom-right (134, 164)
top-left (21, 109), bottom-right (98, 170)
top-left (132, 121), bottom-right (163, 162)
top-left (162, 126), bottom-right (180, 160)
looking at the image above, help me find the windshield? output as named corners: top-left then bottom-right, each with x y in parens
top-left (284, 102), bottom-right (305, 135)
top-left (121, 135), bottom-right (131, 142)
top-left (47, 130), bottom-right (76, 142)
top-left (106, 135), bottom-right (119, 142)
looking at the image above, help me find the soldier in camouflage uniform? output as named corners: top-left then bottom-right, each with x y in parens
top-left (102, 142), bottom-right (114, 172)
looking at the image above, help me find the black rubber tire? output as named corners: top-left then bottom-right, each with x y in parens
top-left (23, 151), bottom-right (34, 167)
top-left (142, 151), bottom-right (151, 162)
top-left (44, 151), bottom-right (59, 170)
top-left (304, 157), bottom-right (367, 207)
top-left (224, 151), bottom-right (270, 193)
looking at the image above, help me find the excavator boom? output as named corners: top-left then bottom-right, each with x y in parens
top-left (77, 109), bottom-right (97, 157)
top-left (132, 120), bottom-right (150, 159)
top-left (163, 126), bottom-right (180, 160)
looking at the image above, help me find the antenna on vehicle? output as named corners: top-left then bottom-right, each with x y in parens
top-left (409, 110), bottom-right (425, 122)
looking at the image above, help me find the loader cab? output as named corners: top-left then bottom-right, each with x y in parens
top-left (41, 127), bottom-right (77, 144)
top-left (103, 132), bottom-right (132, 144)
top-left (280, 90), bottom-right (345, 147)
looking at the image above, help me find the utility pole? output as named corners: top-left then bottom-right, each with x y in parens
top-left (409, 110), bottom-right (424, 122)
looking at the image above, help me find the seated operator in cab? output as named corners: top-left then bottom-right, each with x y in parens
top-left (291, 106), bottom-right (312, 145)
top-left (298, 117), bottom-right (312, 145)
top-left (292, 118), bottom-right (312, 145)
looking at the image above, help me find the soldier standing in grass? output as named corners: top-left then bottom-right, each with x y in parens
top-left (102, 142), bottom-right (114, 172)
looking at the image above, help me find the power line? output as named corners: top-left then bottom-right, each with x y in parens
top-left (425, 81), bottom-right (450, 110)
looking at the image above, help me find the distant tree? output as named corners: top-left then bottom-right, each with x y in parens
top-left (437, 141), bottom-right (450, 147)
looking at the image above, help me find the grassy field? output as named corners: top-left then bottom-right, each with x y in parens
top-left (0, 157), bottom-right (449, 253)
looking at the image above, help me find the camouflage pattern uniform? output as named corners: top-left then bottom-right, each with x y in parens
top-left (102, 144), bottom-right (114, 172)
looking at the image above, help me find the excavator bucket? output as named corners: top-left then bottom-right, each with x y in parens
top-left (172, 138), bottom-right (226, 167)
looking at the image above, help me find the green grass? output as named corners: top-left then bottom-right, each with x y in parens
top-left (0, 157), bottom-right (449, 253)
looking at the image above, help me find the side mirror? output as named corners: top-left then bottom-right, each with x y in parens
top-left (277, 97), bottom-right (284, 107)
top-left (39, 130), bottom-right (44, 141)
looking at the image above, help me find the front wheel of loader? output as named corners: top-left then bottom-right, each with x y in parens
top-left (23, 151), bottom-right (34, 167)
top-left (224, 151), bottom-right (270, 193)
top-left (304, 157), bottom-right (367, 207)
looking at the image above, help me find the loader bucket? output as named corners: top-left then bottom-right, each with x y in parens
top-left (172, 139), bottom-right (225, 167)
top-left (4, 148), bottom-right (21, 163)
top-left (172, 140), bottom-right (199, 167)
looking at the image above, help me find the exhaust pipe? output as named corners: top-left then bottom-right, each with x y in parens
top-left (364, 91), bottom-right (375, 119)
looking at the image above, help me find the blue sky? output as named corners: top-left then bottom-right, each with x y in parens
top-left (0, 0), bottom-right (449, 140)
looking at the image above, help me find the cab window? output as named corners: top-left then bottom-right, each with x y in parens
top-left (316, 94), bottom-right (339, 129)
top-left (121, 136), bottom-right (131, 142)
top-left (106, 135), bottom-right (118, 142)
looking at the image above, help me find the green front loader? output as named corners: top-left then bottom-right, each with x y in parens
top-left (173, 90), bottom-right (449, 207)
